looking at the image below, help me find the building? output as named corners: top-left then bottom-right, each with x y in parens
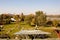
top-left (46, 15), bottom-right (60, 21)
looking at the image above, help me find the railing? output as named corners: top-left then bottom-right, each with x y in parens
top-left (0, 38), bottom-right (60, 40)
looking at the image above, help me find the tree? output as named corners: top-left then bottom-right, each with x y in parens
top-left (20, 13), bottom-right (25, 21)
top-left (31, 18), bottom-right (36, 26)
top-left (13, 14), bottom-right (20, 23)
top-left (24, 14), bottom-right (35, 25)
top-left (35, 11), bottom-right (46, 26)
top-left (0, 14), bottom-right (12, 25)
top-left (0, 14), bottom-right (4, 25)
top-left (52, 20), bottom-right (58, 27)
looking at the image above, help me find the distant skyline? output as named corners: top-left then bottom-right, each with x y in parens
top-left (0, 0), bottom-right (60, 15)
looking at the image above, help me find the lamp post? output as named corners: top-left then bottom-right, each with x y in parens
top-left (35, 25), bottom-right (38, 30)
top-left (0, 25), bottom-right (3, 31)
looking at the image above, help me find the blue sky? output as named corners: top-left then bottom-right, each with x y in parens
top-left (0, 0), bottom-right (60, 15)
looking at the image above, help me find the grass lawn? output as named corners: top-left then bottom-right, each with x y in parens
top-left (0, 22), bottom-right (59, 38)
top-left (38, 27), bottom-right (58, 38)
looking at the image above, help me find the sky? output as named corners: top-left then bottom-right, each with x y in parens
top-left (0, 0), bottom-right (60, 15)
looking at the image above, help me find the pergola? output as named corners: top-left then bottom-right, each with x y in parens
top-left (15, 30), bottom-right (51, 35)
top-left (14, 30), bottom-right (51, 39)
